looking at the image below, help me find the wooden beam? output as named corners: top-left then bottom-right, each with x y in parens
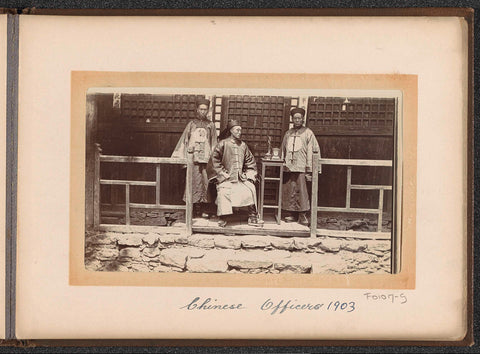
top-left (316, 228), bottom-right (391, 240)
top-left (100, 155), bottom-right (186, 164)
top-left (98, 224), bottom-right (185, 234)
top-left (351, 184), bottom-right (392, 190)
top-left (319, 158), bottom-right (392, 167)
top-left (193, 226), bottom-right (310, 238)
top-left (100, 179), bottom-right (156, 186)
top-left (98, 224), bottom-right (390, 240)
top-left (129, 203), bottom-right (186, 210)
top-left (316, 206), bottom-right (381, 214)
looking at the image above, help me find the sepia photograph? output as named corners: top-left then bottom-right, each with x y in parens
top-left (15, 12), bottom-right (467, 341)
top-left (83, 86), bottom-right (402, 276)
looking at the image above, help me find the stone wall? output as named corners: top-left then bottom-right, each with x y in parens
top-left (85, 230), bottom-right (391, 274)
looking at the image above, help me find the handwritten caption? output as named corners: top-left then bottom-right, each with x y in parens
top-left (180, 293), bottom-right (408, 315)
top-left (180, 297), bottom-right (355, 315)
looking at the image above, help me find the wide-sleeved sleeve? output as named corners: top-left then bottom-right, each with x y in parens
top-left (209, 121), bottom-right (218, 153)
top-left (206, 139), bottom-right (229, 183)
top-left (243, 143), bottom-right (257, 180)
top-left (281, 130), bottom-right (289, 160)
top-left (170, 121), bottom-right (192, 159)
top-left (305, 129), bottom-right (321, 173)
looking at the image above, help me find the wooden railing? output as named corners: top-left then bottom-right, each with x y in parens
top-left (93, 143), bottom-right (193, 236)
top-left (310, 151), bottom-right (393, 239)
top-left (93, 144), bottom-right (393, 241)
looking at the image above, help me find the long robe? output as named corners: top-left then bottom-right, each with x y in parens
top-left (207, 137), bottom-right (257, 216)
top-left (171, 117), bottom-right (217, 203)
top-left (281, 126), bottom-right (321, 212)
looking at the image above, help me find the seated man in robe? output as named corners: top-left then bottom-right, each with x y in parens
top-left (207, 119), bottom-right (263, 228)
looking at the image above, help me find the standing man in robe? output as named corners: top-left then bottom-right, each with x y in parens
top-left (207, 119), bottom-right (263, 228)
top-left (171, 98), bottom-right (218, 218)
top-left (281, 107), bottom-right (321, 226)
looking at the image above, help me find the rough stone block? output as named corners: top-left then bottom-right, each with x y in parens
top-left (130, 263), bottom-right (150, 272)
top-left (306, 239), bottom-right (323, 248)
top-left (142, 247), bottom-right (160, 258)
top-left (158, 248), bottom-right (188, 269)
top-left (86, 234), bottom-right (115, 246)
top-left (186, 249), bottom-right (206, 259)
top-left (311, 263), bottom-right (328, 274)
top-left (116, 234), bottom-right (143, 247)
top-left (240, 236), bottom-right (271, 249)
top-left (318, 239), bottom-right (342, 252)
top-left (228, 260), bottom-right (273, 270)
top-left (153, 264), bottom-right (175, 273)
top-left (352, 252), bottom-right (377, 264)
top-left (85, 259), bottom-right (103, 271)
top-left (364, 249), bottom-right (385, 257)
top-left (291, 238), bottom-right (308, 250)
top-left (188, 235), bottom-right (215, 249)
top-left (341, 241), bottom-right (368, 253)
top-left (94, 247), bottom-right (119, 261)
top-left (101, 261), bottom-right (126, 272)
top-left (274, 261), bottom-right (312, 273)
top-left (118, 247), bottom-right (142, 261)
top-left (214, 236), bottom-right (242, 249)
top-left (187, 258), bottom-right (228, 273)
top-left (159, 234), bottom-right (176, 244)
top-left (174, 234), bottom-right (189, 244)
top-left (369, 241), bottom-right (391, 252)
top-left (142, 233), bottom-right (159, 246)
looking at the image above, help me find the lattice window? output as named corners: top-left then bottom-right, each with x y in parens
top-left (222, 95), bottom-right (290, 158)
top-left (121, 94), bottom-right (207, 130)
top-left (307, 97), bottom-right (395, 135)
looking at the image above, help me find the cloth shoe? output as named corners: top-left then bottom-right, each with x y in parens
top-left (248, 216), bottom-right (264, 227)
top-left (284, 216), bottom-right (296, 223)
top-left (298, 212), bottom-right (310, 226)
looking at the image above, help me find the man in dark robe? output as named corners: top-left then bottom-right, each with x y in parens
top-left (281, 107), bottom-right (321, 226)
top-left (207, 119), bottom-right (263, 228)
top-left (171, 98), bottom-right (218, 218)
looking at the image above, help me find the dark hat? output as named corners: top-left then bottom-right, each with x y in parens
top-left (227, 119), bottom-right (241, 130)
top-left (290, 107), bottom-right (306, 117)
top-left (196, 98), bottom-right (211, 107)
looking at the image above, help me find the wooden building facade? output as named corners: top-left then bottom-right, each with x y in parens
top-left (85, 92), bottom-right (396, 229)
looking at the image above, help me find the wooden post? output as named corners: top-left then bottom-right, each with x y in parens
top-left (125, 184), bottom-right (130, 225)
top-left (310, 150), bottom-right (319, 238)
top-left (346, 166), bottom-right (352, 208)
top-left (277, 164), bottom-right (283, 225)
top-left (155, 164), bottom-right (161, 205)
top-left (85, 94), bottom-right (97, 229)
top-left (259, 162), bottom-right (265, 221)
top-left (93, 143), bottom-right (101, 229)
top-left (377, 188), bottom-right (384, 232)
top-left (185, 148), bottom-right (194, 237)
